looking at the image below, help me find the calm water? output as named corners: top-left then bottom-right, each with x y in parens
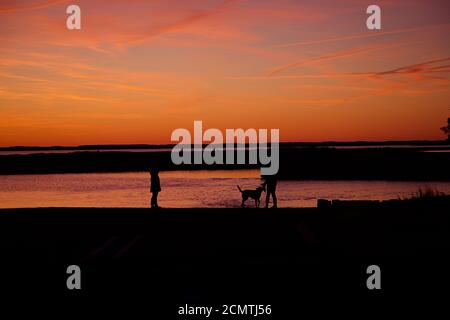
top-left (1, 170), bottom-right (450, 208)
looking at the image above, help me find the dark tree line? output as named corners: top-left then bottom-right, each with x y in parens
top-left (441, 118), bottom-right (450, 141)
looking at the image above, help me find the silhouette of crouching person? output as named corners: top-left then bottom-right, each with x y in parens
top-left (150, 168), bottom-right (161, 208)
top-left (262, 174), bottom-right (278, 208)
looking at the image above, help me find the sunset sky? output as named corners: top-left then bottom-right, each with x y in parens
top-left (1, 0), bottom-right (449, 146)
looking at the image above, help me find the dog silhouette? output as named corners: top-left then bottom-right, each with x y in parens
top-left (237, 185), bottom-right (265, 208)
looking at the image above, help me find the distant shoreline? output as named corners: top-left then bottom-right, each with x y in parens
top-left (1, 146), bottom-right (450, 180)
top-left (1, 140), bottom-right (448, 152)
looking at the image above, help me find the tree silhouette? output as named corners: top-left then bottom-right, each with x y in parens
top-left (441, 118), bottom-right (450, 141)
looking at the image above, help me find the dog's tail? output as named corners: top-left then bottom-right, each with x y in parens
top-left (237, 185), bottom-right (243, 193)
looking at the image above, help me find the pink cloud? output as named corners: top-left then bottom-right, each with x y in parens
top-left (0, 0), bottom-right (68, 13)
top-left (267, 44), bottom-right (400, 77)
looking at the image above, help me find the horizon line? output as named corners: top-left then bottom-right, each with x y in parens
top-left (1, 139), bottom-right (449, 150)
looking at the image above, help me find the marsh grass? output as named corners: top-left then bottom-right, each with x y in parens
top-left (402, 188), bottom-right (447, 200)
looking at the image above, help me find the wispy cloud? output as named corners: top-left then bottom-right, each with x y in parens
top-left (371, 57), bottom-right (450, 77)
top-left (0, 71), bottom-right (49, 83)
top-left (267, 44), bottom-right (399, 77)
top-left (120, 0), bottom-right (238, 46)
top-left (272, 24), bottom-right (450, 48)
top-left (0, 0), bottom-right (68, 13)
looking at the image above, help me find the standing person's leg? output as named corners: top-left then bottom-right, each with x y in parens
top-left (154, 191), bottom-right (159, 208)
top-left (271, 190), bottom-right (277, 208)
top-left (151, 192), bottom-right (156, 208)
top-left (265, 190), bottom-right (270, 208)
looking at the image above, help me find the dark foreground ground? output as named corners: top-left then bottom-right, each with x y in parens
top-left (1, 203), bottom-right (449, 316)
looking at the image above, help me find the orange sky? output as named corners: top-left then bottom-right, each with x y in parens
top-left (1, 0), bottom-right (449, 146)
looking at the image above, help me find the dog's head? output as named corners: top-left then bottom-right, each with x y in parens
top-left (257, 184), bottom-right (266, 192)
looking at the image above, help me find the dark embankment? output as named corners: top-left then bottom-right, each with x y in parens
top-left (1, 202), bottom-right (449, 311)
top-left (1, 147), bottom-right (450, 180)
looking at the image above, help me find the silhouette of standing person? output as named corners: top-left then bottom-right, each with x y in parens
top-left (150, 168), bottom-right (161, 208)
top-left (262, 174), bottom-right (278, 208)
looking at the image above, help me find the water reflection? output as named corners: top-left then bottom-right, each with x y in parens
top-left (1, 170), bottom-right (450, 208)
